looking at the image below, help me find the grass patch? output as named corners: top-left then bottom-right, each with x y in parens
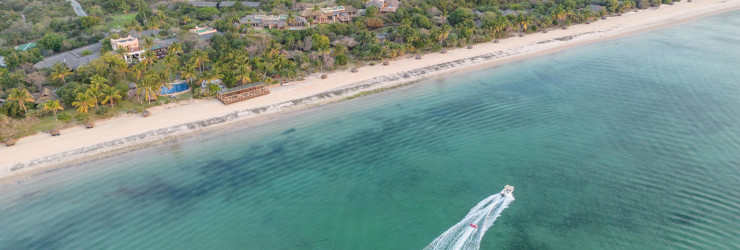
top-left (105, 13), bottom-right (137, 30)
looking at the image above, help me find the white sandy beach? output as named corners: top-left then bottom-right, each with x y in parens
top-left (1, 0), bottom-right (739, 182)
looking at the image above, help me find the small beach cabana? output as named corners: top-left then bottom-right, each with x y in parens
top-left (216, 82), bottom-right (270, 105)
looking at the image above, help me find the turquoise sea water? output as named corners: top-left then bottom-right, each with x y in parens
top-left (2, 11), bottom-right (740, 249)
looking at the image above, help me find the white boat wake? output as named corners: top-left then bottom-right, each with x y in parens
top-left (425, 185), bottom-right (515, 250)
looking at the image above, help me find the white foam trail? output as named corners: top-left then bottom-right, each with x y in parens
top-left (425, 189), bottom-right (515, 250)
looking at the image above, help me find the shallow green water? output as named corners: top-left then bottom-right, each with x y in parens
top-left (2, 11), bottom-right (740, 249)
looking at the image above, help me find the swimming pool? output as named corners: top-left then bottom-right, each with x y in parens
top-left (159, 82), bottom-right (190, 95)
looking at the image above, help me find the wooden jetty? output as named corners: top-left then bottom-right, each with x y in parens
top-left (216, 82), bottom-right (270, 105)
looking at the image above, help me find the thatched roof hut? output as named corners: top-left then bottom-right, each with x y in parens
top-left (383, 61), bottom-right (389, 66)
top-left (415, 55), bottom-right (422, 59)
top-left (441, 48), bottom-right (447, 53)
top-left (50, 128), bottom-right (60, 136)
top-left (5, 138), bottom-right (17, 146)
top-left (85, 121), bottom-right (95, 128)
top-left (350, 68), bottom-right (358, 73)
top-left (34, 88), bottom-right (58, 104)
top-left (142, 110), bottom-right (151, 117)
top-left (321, 74), bottom-right (328, 79)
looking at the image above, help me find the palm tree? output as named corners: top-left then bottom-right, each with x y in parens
top-left (113, 60), bottom-right (131, 79)
top-left (133, 64), bottom-right (146, 80)
top-left (190, 50), bottom-right (209, 72)
top-left (51, 63), bottom-right (73, 85)
top-left (7, 88), bottom-right (35, 115)
top-left (72, 92), bottom-right (95, 114)
top-left (168, 42), bottom-right (183, 55)
top-left (181, 65), bottom-right (197, 85)
top-left (236, 65), bottom-right (252, 85)
top-left (43, 100), bottom-right (64, 121)
top-left (437, 26), bottom-right (450, 46)
top-left (88, 75), bottom-right (108, 109)
top-left (101, 85), bottom-right (122, 108)
top-left (143, 37), bottom-right (155, 50)
top-left (138, 75), bottom-right (160, 105)
top-left (516, 14), bottom-right (531, 34)
top-left (140, 50), bottom-right (156, 68)
top-left (287, 12), bottom-right (297, 26)
top-left (157, 70), bottom-right (173, 90)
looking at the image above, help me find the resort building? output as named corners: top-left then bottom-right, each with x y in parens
top-left (122, 38), bottom-right (176, 64)
top-left (190, 26), bottom-right (218, 36)
top-left (33, 42), bottom-right (102, 70)
top-left (240, 14), bottom-right (307, 29)
top-left (218, 1), bottom-right (261, 8)
top-left (110, 35), bottom-right (140, 52)
top-left (188, 0), bottom-right (261, 8)
top-left (365, 0), bottom-right (400, 12)
top-left (300, 6), bottom-right (359, 24)
top-left (216, 83), bottom-right (270, 105)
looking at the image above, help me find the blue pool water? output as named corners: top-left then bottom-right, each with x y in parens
top-left (159, 82), bottom-right (189, 95)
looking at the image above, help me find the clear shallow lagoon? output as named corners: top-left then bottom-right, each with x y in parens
top-left (2, 11), bottom-right (740, 249)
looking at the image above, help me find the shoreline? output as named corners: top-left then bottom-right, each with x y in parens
top-left (2, 0), bottom-right (739, 184)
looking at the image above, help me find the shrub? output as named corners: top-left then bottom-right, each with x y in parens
top-left (75, 113), bottom-right (89, 122)
top-left (58, 113), bottom-right (72, 121)
top-left (95, 106), bottom-right (110, 115)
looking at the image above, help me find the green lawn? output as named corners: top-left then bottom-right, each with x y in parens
top-left (105, 13), bottom-right (137, 30)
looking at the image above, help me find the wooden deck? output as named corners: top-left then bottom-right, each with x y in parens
top-left (216, 83), bottom-right (270, 105)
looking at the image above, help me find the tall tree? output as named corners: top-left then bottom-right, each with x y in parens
top-left (190, 50), bottom-right (209, 72)
top-left (181, 65), bottom-right (197, 85)
top-left (7, 88), bottom-right (35, 115)
top-left (101, 85), bottom-right (122, 108)
top-left (43, 100), bottom-right (64, 121)
top-left (51, 63), bottom-right (73, 85)
top-left (138, 75), bottom-right (160, 105)
top-left (72, 92), bottom-right (95, 114)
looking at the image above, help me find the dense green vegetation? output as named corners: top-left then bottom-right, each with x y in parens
top-left (1, 0), bottom-right (679, 141)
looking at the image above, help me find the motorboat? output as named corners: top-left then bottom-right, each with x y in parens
top-left (501, 185), bottom-right (514, 197)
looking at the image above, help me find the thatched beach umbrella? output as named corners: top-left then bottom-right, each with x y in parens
top-left (321, 74), bottom-right (328, 79)
top-left (50, 128), bottom-right (60, 136)
top-left (351, 68), bottom-right (358, 73)
top-left (441, 48), bottom-right (447, 54)
top-left (5, 138), bottom-right (17, 146)
top-left (383, 61), bottom-right (389, 66)
top-left (85, 121), bottom-right (95, 129)
top-left (467, 45), bottom-right (473, 49)
top-left (415, 55), bottom-right (422, 59)
top-left (142, 110), bottom-right (151, 117)
top-left (493, 39), bottom-right (500, 43)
